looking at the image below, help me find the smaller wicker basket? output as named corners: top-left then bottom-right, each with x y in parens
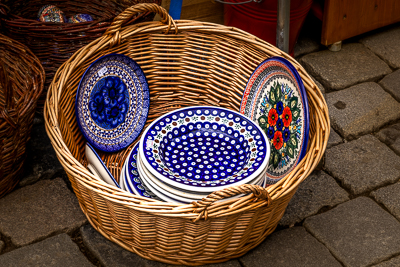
top-left (0, 33), bottom-right (44, 198)
top-left (0, 0), bottom-right (160, 111)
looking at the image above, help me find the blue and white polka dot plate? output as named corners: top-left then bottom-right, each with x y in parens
top-left (139, 106), bottom-right (270, 193)
top-left (76, 53), bottom-right (150, 152)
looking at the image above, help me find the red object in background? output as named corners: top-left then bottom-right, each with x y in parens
top-left (224, 0), bottom-right (313, 55)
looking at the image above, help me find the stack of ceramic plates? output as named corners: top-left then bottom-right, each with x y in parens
top-left (120, 106), bottom-right (270, 203)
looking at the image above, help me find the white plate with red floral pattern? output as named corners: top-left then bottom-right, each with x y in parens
top-left (240, 57), bottom-right (309, 185)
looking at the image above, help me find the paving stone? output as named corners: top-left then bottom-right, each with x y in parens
top-left (371, 182), bottom-right (400, 221)
top-left (327, 128), bottom-right (343, 148)
top-left (304, 197), bottom-right (400, 267)
top-left (21, 123), bottom-right (65, 187)
top-left (279, 171), bottom-right (349, 227)
top-left (372, 255), bottom-right (400, 267)
top-left (375, 122), bottom-right (400, 155)
top-left (240, 227), bottom-right (341, 267)
top-left (81, 224), bottom-right (240, 267)
top-left (294, 36), bottom-right (321, 58)
top-left (326, 82), bottom-right (400, 140)
top-left (0, 178), bottom-right (87, 247)
top-left (325, 135), bottom-right (400, 195)
top-left (379, 69), bottom-right (400, 103)
top-left (360, 25), bottom-right (400, 69)
top-left (300, 43), bottom-right (391, 91)
top-left (0, 234), bottom-right (93, 267)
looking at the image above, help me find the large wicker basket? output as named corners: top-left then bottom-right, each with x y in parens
top-left (0, 33), bottom-right (44, 198)
top-left (44, 4), bottom-right (330, 265)
top-left (0, 0), bottom-right (160, 111)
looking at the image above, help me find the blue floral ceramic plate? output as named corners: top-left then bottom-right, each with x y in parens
top-left (240, 57), bottom-right (309, 184)
top-left (139, 106), bottom-right (270, 193)
top-left (76, 53), bottom-right (150, 152)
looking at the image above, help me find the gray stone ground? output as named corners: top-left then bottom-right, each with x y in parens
top-left (1, 15), bottom-right (400, 267)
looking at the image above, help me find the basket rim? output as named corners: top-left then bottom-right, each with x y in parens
top-left (44, 3), bottom-right (330, 221)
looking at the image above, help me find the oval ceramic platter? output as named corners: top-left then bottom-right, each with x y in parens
top-left (76, 53), bottom-right (150, 152)
top-left (240, 57), bottom-right (309, 185)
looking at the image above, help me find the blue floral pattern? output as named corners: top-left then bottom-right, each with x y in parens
top-left (89, 76), bottom-right (129, 129)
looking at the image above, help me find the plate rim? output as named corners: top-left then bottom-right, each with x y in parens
top-left (126, 142), bottom-right (159, 198)
top-left (139, 105), bottom-right (271, 193)
top-left (137, 152), bottom-right (193, 203)
top-left (136, 152), bottom-right (182, 203)
top-left (124, 163), bottom-right (135, 194)
top-left (119, 158), bottom-right (127, 191)
top-left (137, 151), bottom-right (207, 200)
top-left (239, 56), bottom-right (310, 180)
top-left (75, 53), bottom-right (150, 152)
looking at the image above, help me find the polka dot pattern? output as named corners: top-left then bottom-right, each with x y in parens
top-left (141, 107), bottom-right (268, 188)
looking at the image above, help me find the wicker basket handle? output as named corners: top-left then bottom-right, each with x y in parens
top-left (192, 184), bottom-right (271, 222)
top-left (104, 3), bottom-right (177, 37)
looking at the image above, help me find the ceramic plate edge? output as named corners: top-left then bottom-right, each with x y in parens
top-left (138, 151), bottom-right (207, 200)
top-left (85, 143), bottom-right (120, 188)
top-left (119, 157), bottom-right (127, 191)
top-left (136, 160), bottom-right (182, 204)
top-left (137, 152), bottom-right (192, 203)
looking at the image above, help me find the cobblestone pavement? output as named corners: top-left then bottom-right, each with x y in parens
top-left (1, 16), bottom-right (400, 267)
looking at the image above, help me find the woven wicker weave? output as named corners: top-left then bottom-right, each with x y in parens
top-left (0, 0), bottom-right (160, 111)
top-left (44, 4), bottom-right (330, 265)
top-left (0, 33), bottom-right (44, 198)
